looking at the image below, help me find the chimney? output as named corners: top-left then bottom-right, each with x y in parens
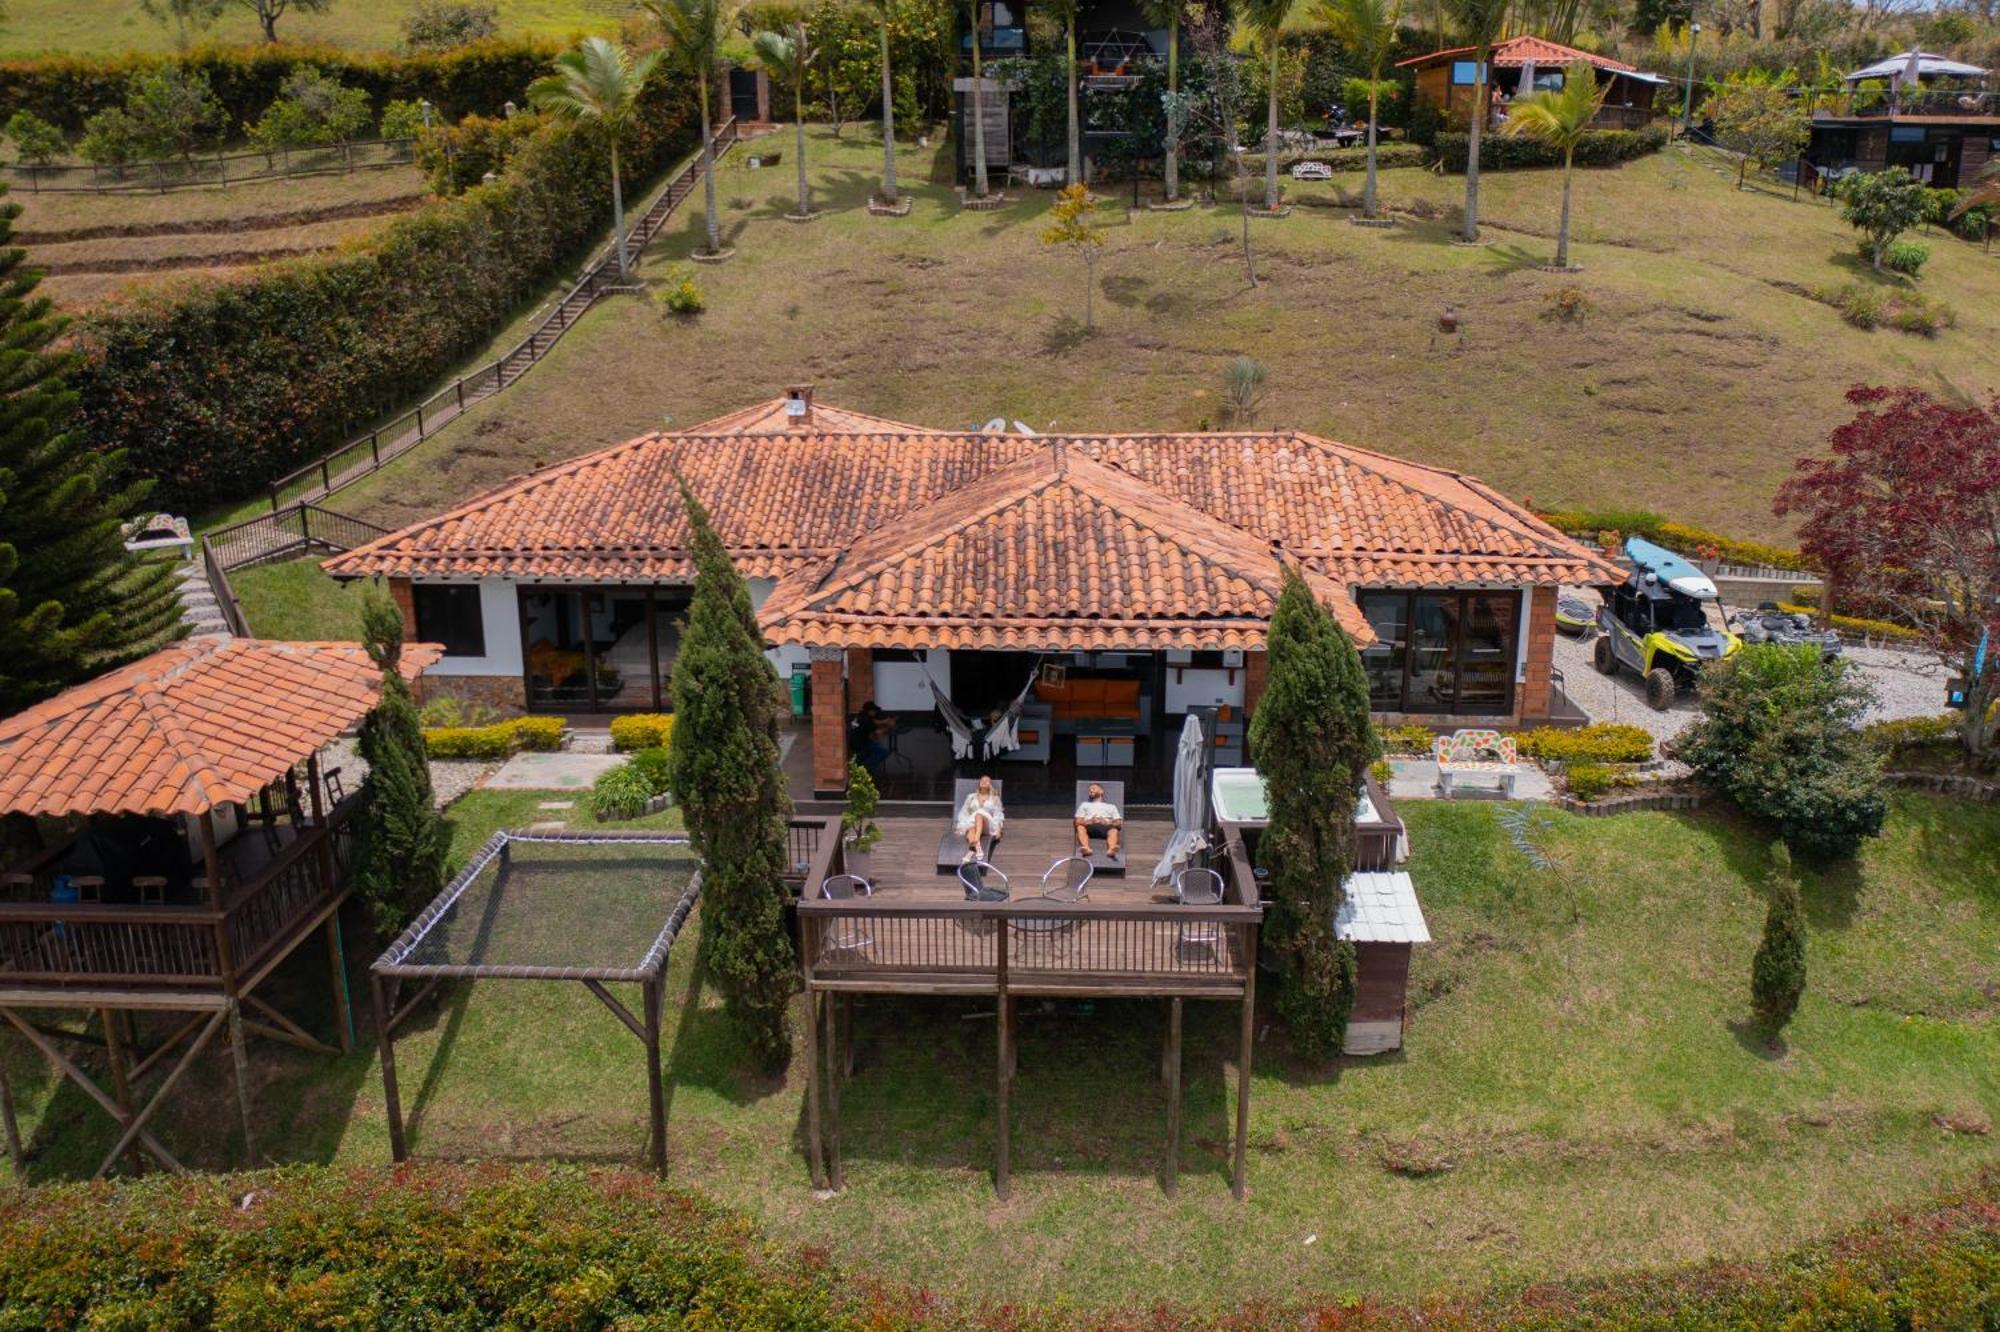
top-left (784, 384), bottom-right (814, 427)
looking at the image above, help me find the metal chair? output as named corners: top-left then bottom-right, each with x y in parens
top-left (1173, 867), bottom-right (1225, 959)
top-left (958, 860), bottom-right (1009, 903)
top-left (1037, 854), bottom-right (1092, 903)
top-left (132, 876), bottom-right (168, 906)
top-left (323, 766), bottom-right (347, 805)
top-left (818, 873), bottom-right (875, 959)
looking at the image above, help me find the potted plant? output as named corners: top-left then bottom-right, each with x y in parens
top-left (843, 758), bottom-right (882, 875)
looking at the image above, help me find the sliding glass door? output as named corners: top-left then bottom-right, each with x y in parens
top-left (1356, 589), bottom-right (1520, 716)
top-left (519, 586), bottom-right (690, 713)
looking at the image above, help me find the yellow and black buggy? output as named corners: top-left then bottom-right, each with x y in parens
top-left (1591, 537), bottom-right (1742, 710)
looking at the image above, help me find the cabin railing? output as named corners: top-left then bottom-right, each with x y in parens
top-left (784, 816), bottom-right (843, 891)
top-left (1815, 88), bottom-right (2000, 119)
top-left (0, 800), bottom-right (355, 990)
top-left (797, 897), bottom-right (1262, 997)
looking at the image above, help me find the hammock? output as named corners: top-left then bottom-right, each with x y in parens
top-left (921, 655), bottom-right (1041, 761)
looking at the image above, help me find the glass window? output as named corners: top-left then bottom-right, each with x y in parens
top-left (1451, 60), bottom-right (1487, 85)
top-left (1358, 593), bottom-right (1409, 709)
top-left (1408, 594), bottom-right (1460, 712)
top-left (1890, 126), bottom-right (1927, 144)
top-left (1457, 593), bottom-right (1515, 712)
top-left (412, 585), bottom-right (484, 658)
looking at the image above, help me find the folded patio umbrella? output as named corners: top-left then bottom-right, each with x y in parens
top-left (1151, 713), bottom-right (1209, 885)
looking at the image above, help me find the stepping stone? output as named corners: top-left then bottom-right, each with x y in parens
top-left (537, 800), bottom-right (575, 811)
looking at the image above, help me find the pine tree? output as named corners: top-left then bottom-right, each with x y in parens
top-left (355, 589), bottom-right (447, 933)
top-left (667, 476), bottom-right (798, 1068)
top-left (0, 183), bottom-right (181, 714)
top-left (1751, 843), bottom-right (1807, 1037)
top-left (1248, 571), bottom-right (1379, 1059)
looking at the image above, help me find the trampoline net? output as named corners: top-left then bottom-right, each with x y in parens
top-left (380, 833), bottom-right (699, 977)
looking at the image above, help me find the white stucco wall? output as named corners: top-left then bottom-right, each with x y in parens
top-left (424, 578), bottom-right (526, 677)
top-left (747, 577), bottom-right (812, 679)
top-left (874, 651), bottom-right (948, 711)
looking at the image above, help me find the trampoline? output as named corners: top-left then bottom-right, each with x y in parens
top-left (370, 831), bottom-right (701, 1174)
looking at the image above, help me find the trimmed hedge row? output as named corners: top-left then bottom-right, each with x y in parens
top-left (1777, 600), bottom-right (1925, 643)
top-left (1238, 142), bottom-right (1432, 176)
top-left (1517, 723), bottom-right (1655, 764)
top-left (3, 1163), bottom-right (2000, 1328)
top-left (0, 39), bottom-right (560, 132)
top-left (71, 86), bottom-right (699, 508)
top-left (423, 715), bottom-right (565, 759)
top-left (610, 712), bottom-right (675, 752)
top-left (1433, 124), bottom-right (1668, 172)
top-left (1535, 506), bottom-right (1817, 573)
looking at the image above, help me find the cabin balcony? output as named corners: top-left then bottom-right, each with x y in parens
top-left (1814, 88), bottom-right (2000, 121)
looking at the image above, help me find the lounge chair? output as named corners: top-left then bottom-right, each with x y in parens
top-left (1072, 779), bottom-right (1126, 877)
top-left (935, 777), bottom-right (1004, 874)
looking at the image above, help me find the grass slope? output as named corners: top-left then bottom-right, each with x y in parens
top-left (307, 130), bottom-right (2000, 545)
top-left (4, 793), bottom-right (1995, 1306)
top-left (0, 1), bottom-right (623, 57)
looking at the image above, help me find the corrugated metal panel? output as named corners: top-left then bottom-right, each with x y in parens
top-left (1334, 871), bottom-right (1432, 945)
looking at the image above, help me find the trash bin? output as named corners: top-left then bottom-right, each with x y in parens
top-left (790, 665), bottom-right (810, 719)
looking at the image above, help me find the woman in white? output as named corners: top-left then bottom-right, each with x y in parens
top-left (955, 774), bottom-right (1005, 863)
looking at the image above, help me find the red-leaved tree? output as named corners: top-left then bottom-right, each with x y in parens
top-left (1776, 386), bottom-right (2000, 766)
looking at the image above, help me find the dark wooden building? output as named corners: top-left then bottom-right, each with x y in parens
top-left (1808, 51), bottom-right (1995, 189)
top-left (1398, 35), bottom-right (1667, 132)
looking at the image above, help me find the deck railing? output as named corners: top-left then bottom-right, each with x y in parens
top-left (784, 816), bottom-right (844, 890)
top-left (797, 896), bottom-right (1261, 997)
top-left (1815, 88), bottom-right (2000, 118)
top-left (0, 801), bottom-right (354, 990)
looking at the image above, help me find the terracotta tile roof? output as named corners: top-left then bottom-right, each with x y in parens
top-left (0, 638), bottom-right (440, 819)
top-left (758, 450), bottom-right (1372, 651)
top-left (1398, 35), bottom-right (1639, 72)
top-left (325, 399), bottom-right (1622, 636)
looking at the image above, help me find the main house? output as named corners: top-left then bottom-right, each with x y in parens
top-left (325, 391), bottom-right (1619, 798)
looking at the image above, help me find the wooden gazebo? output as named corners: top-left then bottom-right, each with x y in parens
top-left (0, 637), bottom-right (437, 1177)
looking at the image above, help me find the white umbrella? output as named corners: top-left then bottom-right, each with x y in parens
top-left (1151, 713), bottom-right (1209, 886)
top-left (1516, 57), bottom-right (1536, 103)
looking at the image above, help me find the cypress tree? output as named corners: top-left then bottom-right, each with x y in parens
top-left (1751, 842), bottom-right (1807, 1037)
top-left (667, 476), bottom-right (798, 1068)
top-left (355, 589), bottom-right (447, 933)
top-left (0, 182), bottom-right (180, 713)
top-left (1248, 571), bottom-right (1380, 1060)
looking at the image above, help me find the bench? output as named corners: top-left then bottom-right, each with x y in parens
top-left (1289, 161), bottom-right (1334, 180)
top-left (1433, 729), bottom-right (1522, 799)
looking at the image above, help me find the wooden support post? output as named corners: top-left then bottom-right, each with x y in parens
top-left (643, 978), bottom-right (666, 1176)
top-left (802, 987), bottom-right (826, 1190)
top-left (1233, 925), bottom-right (1257, 1202)
top-left (326, 913), bottom-right (355, 1054)
top-left (0, 1062), bottom-right (23, 1182)
top-left (1165, 997), bottom-right (1182, 1198)
top-left (996, 921), bottom-right (1011, 1201)
top-left (227, 1000), bottom-right (255, 1166)
top-left (101, 1008), bottom-right (141, 1176)
top-left (1, 1008), bottom-right (183, 1174)
top-left (823, 983), bottom-right (843, 1190)
top-left (372, 972), bottom-right (407, 1162)
top-left (93, 1010), bottom-right (227, 1180)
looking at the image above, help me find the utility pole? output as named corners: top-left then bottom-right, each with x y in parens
top-left (1681, 22), bottom-right (1702, 132)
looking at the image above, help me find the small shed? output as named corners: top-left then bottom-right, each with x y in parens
top-left (1336, 871), bottom-right (1431, 1056)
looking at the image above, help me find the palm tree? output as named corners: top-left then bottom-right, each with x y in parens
top-left (1949, 160), bottom-right (1999, 228)
top-left (1139, 0), bottom-right (1185, 203)
top-left (528, 38), bottom-right (662, 280)
top-left (1320, 0), bottom-right (1400, 220)
top-left (753, 25), bottom-right (815, 217)
top-left (1444, 0), bottom-right (1508, 242)
top-left (1243, 0), bottom-right (1295, 211)
top-left (960, 0), bottom-right (991, 198)
top-left (867, 0), bottom-right (900, 204)
top-left (1046, 0), bottom-right (1082, 185)
top-left (1501, 60), bottom-right (1604, 268)
top-left (645, 0), bottom-right (731, 255)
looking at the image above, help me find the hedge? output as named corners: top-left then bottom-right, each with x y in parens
top-left (1534, 506), bottom-right (1818, 573)
top-left (423, 715), bottom-right (565, 759)
top-left (1777, 601), bottom-right (1925, 643)
top-left (71, 84), bottom-right (700, 508)
top-left (1238, 141), bottom-right (1432, 176)
top-left (0, 39), bottom-right (559, 133)
top-left (1433, 124), bottom-right (1667, 172)
top-left (1864, 713), bottom-right (1959, 753)
top-left (1517, 723), bottom-right (1655, 764)
top-left (4, 1163), bottom-right (2000, 1328)
top-left (610, 712), bottom-right (675, 752)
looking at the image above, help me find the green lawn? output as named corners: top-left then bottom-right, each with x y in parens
top-left (227, 557), bottom-right (372, 639)
top-left (302, 129), bottom-right (2000, 548)
top-left (0, 0), bottom-right (623, 57)
top-left (6, 791), bottom-right (1996, 1306)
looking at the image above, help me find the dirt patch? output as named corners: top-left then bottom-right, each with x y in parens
top-left (15, 193), bottom-right (424, 245)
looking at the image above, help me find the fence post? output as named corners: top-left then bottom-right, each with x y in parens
top-left (300, 503), bottom-right (312, 548)
top-left (416, 404), bottom-right (425, 438)
top-left (456, 378), bottom-right (466, 411)
top-left (370, 430), bottom-right (381, 467)
top-left (320, 457), bottom-right (331, 495)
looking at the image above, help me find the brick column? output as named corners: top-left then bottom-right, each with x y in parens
top-left (387, 577), bottom-right (416, 638)
top-left (1519, 587), bottom-right (1558, 722)
top-left (844, 648), bottom-right (873, 713)
top-left (810, 647), bottom-right (848, 794)
top-left (1241, 649), bottom-right (1269, 721)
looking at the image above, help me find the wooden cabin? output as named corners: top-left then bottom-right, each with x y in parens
top-left (1398, 36), bottom-right (1667, 132)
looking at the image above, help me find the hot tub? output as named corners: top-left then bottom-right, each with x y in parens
top-left (1210, 767), bottom-right (1378, 826)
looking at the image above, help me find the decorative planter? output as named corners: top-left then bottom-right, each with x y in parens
top-left (1349, 215), bottom-right (1396, 228)
top-left (688, 247), bottom-right (737, 265)
top-left (961, 192), bottom-right (1012, 212)
top-left (868, 195), bottom-right (914, 217)
top-left (1147, 197), bottom-right (1196, 212)
top-left (1247, 204), bottom-right (1294, 220)
top-left (782, 211), bottom-right (823, 224)
top-left (1533, 262), bottom-right (1583, 274)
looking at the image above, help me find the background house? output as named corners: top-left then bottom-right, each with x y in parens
top-left (1398, 36), bottom-right (1667, 132)
top-left (1808, 50), bottom-right (1995, 188)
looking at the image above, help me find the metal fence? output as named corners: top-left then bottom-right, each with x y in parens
top-left (4, 138), bottom-right (420, 194)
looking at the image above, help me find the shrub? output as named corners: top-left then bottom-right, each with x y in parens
top-left (1375, 721), bottom-right (1435, 754)
top-left (1541, 285), bottom-right (1591, 322)
top-left (422, 715), bottom-right (564, 758)
top-left (513, 715), bottom-right (565, 751)
top-left (592, 760), bottom-right (655, 819)
top-left (1431, 124), bottom-right (1666, 172)
top-left (76, 107), bottom-right (138, 166)
top-left (1532, 508), bottom-right (1817, 573)
top-left (610, 712), bottom-right (675, 751)
top-left (1863, 713), bottom-right (1958, 754)
top-left (378, 96), bottom-right (427, 141)
top-left (417, 695), bottom-right (500, 728)
top-left (1889, 292), bottom-right (1955, 336)
top-left (247, 65), bottom-right (375, 152)
top-left (1237, 140), bottom-right (1430, 176)
top-left (71, 86), bottom-right (699, 508)
top-left (1518, 723), bottom-right (1654, 764)
top-left (843, 757), bottom-right (881, 850)
top-left (1750, 843), bottom-right (1807, 1035)
top-left (1673, 643), bottom-right (1888, 860)
top-left (1564, 763), bottom-right (1637, 802)
top-left (4, 109), bottom-right (64, 164)
top-left (1868, 237), bottom-right (1929, 276)
top-left (659, 274), bottom-right (706, 315)
top-left (1840, 168), bottom-right (1929, 272)
top-left (124, 65), bottom-right (225, 161)
top-left (1778, 601), bottom-right (1924, 642)
top-left (415, 107), bottom-right (542, 192)
top-left (404, 0), bottom-right (501, 52)
top-left (1368, 757), bottom-right (1393, 785)
top-left (1819, 280), bottom-right (1887, 328)
top-left (628, 744), bottom-right (673, 795)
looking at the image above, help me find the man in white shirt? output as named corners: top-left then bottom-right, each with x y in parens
top-left (1073, 782), bottom-right (1122, 857)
